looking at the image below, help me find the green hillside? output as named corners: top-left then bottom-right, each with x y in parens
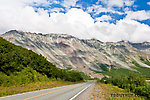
top-left (100, 67), bottom-right (150, 99)
top-left (0, 37), bottom-right (87, 87)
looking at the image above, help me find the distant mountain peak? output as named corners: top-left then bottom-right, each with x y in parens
top-left (5, 30), bottom-right (19, 33)
top-left (117, 40), bottom-right (130, 43)
top-left (5, 30), bottom-right (25, 35)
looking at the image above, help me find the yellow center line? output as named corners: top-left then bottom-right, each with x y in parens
top-left (23, 83), bottom-right (85, 100)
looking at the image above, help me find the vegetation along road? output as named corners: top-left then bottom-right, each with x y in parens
top-left (0, 81), bottom-right (95, 100)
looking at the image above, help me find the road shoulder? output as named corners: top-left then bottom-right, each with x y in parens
top-left (75, 82), bottom-right (95, 100)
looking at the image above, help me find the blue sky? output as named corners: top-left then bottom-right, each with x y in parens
top-left (0, 0), bottom-right (150, 42)
top-left (32, 0), bottom-right (150, 25)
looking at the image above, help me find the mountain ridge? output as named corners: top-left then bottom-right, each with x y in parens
top-left (1, 30), bottom-right (150, 78)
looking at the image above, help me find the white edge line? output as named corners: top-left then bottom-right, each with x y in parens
top-left (69, 83), bottom-right (93, 100)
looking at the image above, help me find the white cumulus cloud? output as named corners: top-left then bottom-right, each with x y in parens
top-left (50, 8), bottom-right (64, 13)
top-left (125, 10), bottom-right (150, 21)
top-left (95, 15), bottom-right (112, 22)
top-left (61, 0), bottom-right (79, 9)
top-left (0, 0), bottom-right (150, 43)
top-left (124, 0), bottom-right (134, 6)
top-left (99, 0), bottom-right (135, 7)
top-left (147, 2), bottom-right (150, 5)
top-left (87, 5), bottom-right (123, 15)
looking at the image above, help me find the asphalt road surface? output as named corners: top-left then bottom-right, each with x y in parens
top-left (0, 81), bottom-right (95, 100)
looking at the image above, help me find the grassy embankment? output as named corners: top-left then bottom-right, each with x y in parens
top-left (0, 80), bottom-right (76, 97)
top-left (96, 63), bottom-right (150, 99)
top-left (0, 37), bottom-right (90, 97)
top-left (90, 82), bottom-right (146, 100)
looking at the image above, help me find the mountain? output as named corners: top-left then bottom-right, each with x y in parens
top-left (129, 42), bottom-right (150, 54)
top-left (0, 37), bottom-right (86, 84)
top-left (117, 40), bottom-right (150, 54)
top-left (1, 30), bottom-right (150, 78)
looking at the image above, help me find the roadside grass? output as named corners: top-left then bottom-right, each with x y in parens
top-left (0, 80), bottom-right (76, 97)
top-left (91, 82), bottom-right (146, 100)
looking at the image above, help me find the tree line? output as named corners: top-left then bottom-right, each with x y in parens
top-left (101, 70), bottom-right (150, 99)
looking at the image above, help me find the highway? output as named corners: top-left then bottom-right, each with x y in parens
top-left (0, 81), bottom-right (95, 100)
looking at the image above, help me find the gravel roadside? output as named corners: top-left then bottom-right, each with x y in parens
top-left (75, 82), bottom-right (106, 100)
top-left (75, 83), bottom-right (95, 100)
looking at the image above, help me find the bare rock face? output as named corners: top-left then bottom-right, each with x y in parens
top-left (2, 30), bottom-right (150, 78)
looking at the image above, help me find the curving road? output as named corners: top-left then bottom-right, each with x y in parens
top-left (0, 81), bottom-right (95, 100)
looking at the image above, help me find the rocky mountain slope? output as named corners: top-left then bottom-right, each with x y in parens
top-left (1, 30), bottom-right (150, 78)
top-left (129, 42), bottom-right (150, 54)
